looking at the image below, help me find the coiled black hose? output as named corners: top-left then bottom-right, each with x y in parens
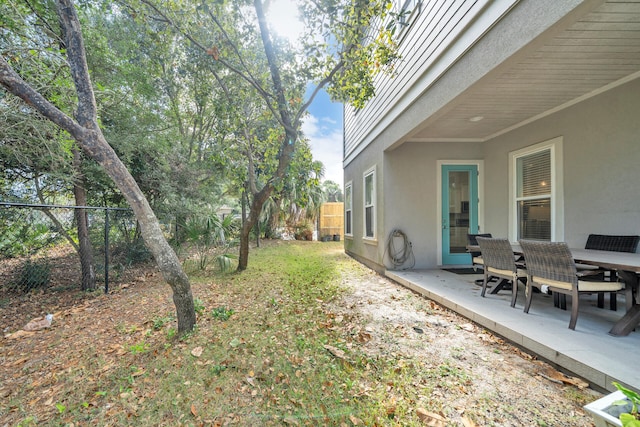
top-left (384, 229), bottom-right (415, 270)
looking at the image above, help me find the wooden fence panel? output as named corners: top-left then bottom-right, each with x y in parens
top-left (318, 202), bottom-right (343, 240)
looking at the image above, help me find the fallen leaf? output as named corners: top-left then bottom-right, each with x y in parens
top-left (416, 408), bottom-right (447, 426)
top-left (324, 345), bottom-right (347, 361)
top-left (357, 331), bottom-right (372, 342)
top-left (131, 368), bottom-right (146, 377)
top-left (283, 415), bottom-right (299, 425)
top-left (540, 367), bottom-right (589, 389)
top-left (5, 330), bottom-right (35, 339)
top-left (349, 414), bottom-right (363, 425)
top-left (191, 346), bottom-right (204, 358)
top-left (191, 403), bottom-right (198, 417)
top-left (461, 415), bottom-right (477, 427)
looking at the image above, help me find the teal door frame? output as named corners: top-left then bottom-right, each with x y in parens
top-left (441, 164), bottom-right (479, 265)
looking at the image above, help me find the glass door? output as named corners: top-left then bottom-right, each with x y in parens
top-left (441, 165), bottom-right (479, 265)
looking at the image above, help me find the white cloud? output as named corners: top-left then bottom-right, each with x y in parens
top-left (302, 115), bottom-right (343, 185)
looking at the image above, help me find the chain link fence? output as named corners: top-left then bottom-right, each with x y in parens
top-left (0, 203), bottom-right (174, 293)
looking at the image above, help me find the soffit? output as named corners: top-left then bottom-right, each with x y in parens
top-left (408, 0), bottom-right (640, 142)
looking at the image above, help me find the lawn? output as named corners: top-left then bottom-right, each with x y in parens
top-left (0, 241), bottom-right (596, 426)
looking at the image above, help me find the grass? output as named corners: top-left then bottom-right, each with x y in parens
top-left (1, 241), bottom-right (595, 426)
top-left (1, 242), bottom-right (424, 425)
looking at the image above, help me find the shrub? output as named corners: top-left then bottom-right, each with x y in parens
top-left (16, 259), bottom-right (51, 291)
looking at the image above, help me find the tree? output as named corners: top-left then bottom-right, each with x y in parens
top-left (0, 0), bottom-right (196, 332)
top-left (323, 180), bottom-right (344, 202)
top-left (136, 0), bottom-right (399, 270)
top-left (0, 0), bottom-right (97, 290)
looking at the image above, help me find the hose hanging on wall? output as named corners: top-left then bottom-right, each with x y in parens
top-left (384, 229), bottom-right (415, 270)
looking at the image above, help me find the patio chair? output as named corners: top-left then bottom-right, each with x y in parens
top-left (476, 237), bottom-right (526, 307)
top-left (519, 240), bottom-right (624, 330)
top-left (467, 233), bottom-right (492, 286)
top-left (584, 234), bottom-right (640, 310)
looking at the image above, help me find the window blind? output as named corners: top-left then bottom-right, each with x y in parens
top-left (518, 150), bottom-right (551, 198)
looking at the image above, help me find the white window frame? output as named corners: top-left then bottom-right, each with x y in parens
top-left (508, 137), bottom-right (564, 242)
top-left (394, 0), bottom-right (421, 40)
top-left (344, 181), bottom-right (353, 237)
top-left (363, 166), bottom-right (376, 240)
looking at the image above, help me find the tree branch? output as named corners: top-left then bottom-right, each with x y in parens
top-left (55, 0), bottom-right (98, 129)
top-left (0, 56), bottom-right (87, 141)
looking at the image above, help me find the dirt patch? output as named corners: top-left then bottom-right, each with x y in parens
top-left (332, 263), bottom-right (600, 426)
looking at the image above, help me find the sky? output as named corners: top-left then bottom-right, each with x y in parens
top-left (267, 0), bottom-right (344, 186)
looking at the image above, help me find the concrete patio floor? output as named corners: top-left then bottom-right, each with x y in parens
top-left (385, 268), bottom-right (639, 393)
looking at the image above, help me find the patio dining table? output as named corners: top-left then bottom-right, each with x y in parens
top-left (466, 243), bottom-right (640, 336)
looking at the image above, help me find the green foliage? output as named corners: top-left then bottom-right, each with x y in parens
top-left (0, 210), bottom-right (60, 258)
top-left (152, 314), bottom-right (175, 330)
top-left (16, 258), bottom-right (51, 292)
top-left (323, 180), bottom-right (344, 202)
top-left (128, 342), bottom-right (149, 354)
top-left (182, 213), bottom-right (238, 271)
top-left (613, 382), bottom-right (640, 426)
top-left (210, 306), bottom-right (235, 321)
top-left (215, 253), bottom-right (237, 273)
top-left (193, 298), bottom-right (206, 316)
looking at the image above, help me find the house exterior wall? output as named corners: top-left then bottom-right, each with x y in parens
top-left (384, 141), bottom-right (483, 268)
top-left (346, 75), bottom-right (640, 271)
top-left (343, 0), bottom-right (640, 270)
top-left (343, 137), bottom-right (385, 272)
top-left (344, 0), bottom-right (586, 163)
top-left (482, 77), bottom-right (640, 249)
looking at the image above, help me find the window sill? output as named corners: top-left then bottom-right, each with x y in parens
top-left (363, 237), bottom-right (378, 245)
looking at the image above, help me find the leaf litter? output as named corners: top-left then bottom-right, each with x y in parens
top-left (0, 242), bottom-right (602, 426)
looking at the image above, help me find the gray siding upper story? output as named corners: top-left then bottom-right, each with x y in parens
top-left (344, 0), bottom-right (640, 164)
top-left (345, 0), bottom-right (519, 161)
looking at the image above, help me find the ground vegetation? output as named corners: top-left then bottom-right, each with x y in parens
top-left (0, 241), bottom-right (600, 426)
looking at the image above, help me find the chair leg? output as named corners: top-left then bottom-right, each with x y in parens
top-left (597, 292), bottom-right (605, 309)
top-left (569, 291), bottom-right (579, 330)
top-left (481, 272), bottom-right (489, 297)
top-left (553, 293), bottom-right (567, 310)
top-left (609, 292), bottom-right (617, 311)
top-left (524, 283), bottom-right (533, 313)
top-left (626, 285), bottom-right (635, 312)
top-left (510, 279), bottom-right (518, 308)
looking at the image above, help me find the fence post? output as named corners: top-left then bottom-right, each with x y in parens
top-left (104, 208), bottom-right (110, 294)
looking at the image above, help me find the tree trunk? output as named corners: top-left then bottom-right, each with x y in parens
top-left (237, 186), bottom-right (272, 271)
top-left (0, 0), bottom-right (196, 332)
top-left (73, 149), bottom-right (96, 291)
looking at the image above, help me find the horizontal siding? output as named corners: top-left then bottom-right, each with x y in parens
top-left (344, 0), bottom-right (517, 159)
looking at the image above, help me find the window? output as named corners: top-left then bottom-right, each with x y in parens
top-left (364, 168), bottom-right (376, 239)
top-left (345, 182), bottom-right (353, 236)
top-left (510, 139), bottom-right (563, 242)
top-left (395, 0), bottom-right (421, 28)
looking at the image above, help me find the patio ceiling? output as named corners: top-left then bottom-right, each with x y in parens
top-left (408, 0), bottom-right (640, 142)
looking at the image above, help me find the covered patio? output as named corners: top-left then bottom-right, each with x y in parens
top-left (386, 268), bottom-right (639, 393)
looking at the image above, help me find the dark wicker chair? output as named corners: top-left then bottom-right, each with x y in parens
top-left (467, 233), bottom-right (492, 286)
top-left (585, 234), bottom-right (640, 253)
top-left (584, 234), bottom-right (640, 310)
top-left (519, 240), bottom-right (624, 330)
top-left (476, 237), bottom-right (526, 307)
